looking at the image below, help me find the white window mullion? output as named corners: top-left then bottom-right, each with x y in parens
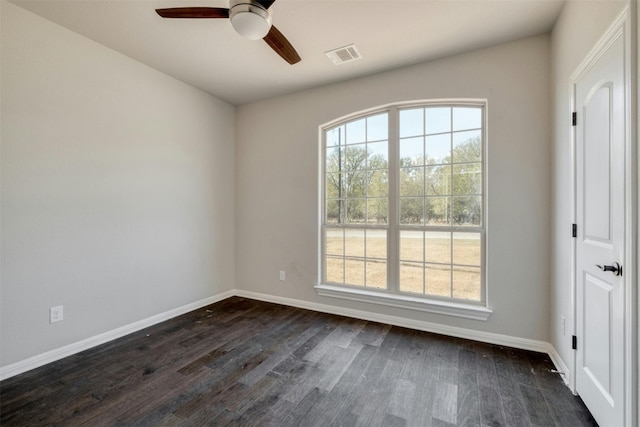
top-left (449, 106), bottom-right (455, 298)
top-left (449, 231), bottom-right (454, 298)
top-left (387, 107), bottom-right (399, 292)
top-left (342, 228), bottom-right (346, 284)
top-left (422, 111), bottom-right (427, 296)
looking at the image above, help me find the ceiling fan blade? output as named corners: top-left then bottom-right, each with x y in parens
top-left (263, 25), bottom-right (301, 65)
top-left (155, 7), bottom-right (229, 19)
top-left (255, 0), bottom-right (276, 9)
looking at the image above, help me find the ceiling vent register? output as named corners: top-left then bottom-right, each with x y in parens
top-left (325, 44), bottom-right (362, 65)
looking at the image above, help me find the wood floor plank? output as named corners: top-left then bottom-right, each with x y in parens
top-left (456, 368), bottom-right (480, 427)
top-left (330, 334), bottom-right (399, 425)
top-left (316, 344), bottom-right (363, 391)
top-left (331, 411), bottom-right (359, 427)
top-left (153, 413), bottom-right (190, 427)
top-left (382, 412), bottom-right (408, 427)
top-left (492, 345), bottom-right (533, 427)
top-left (524, 352), bottom-right (595, 427)
top-left (301, 344), bottom-right (378, 426)
top-left (0, 297), bottom-right (599, 427)
top-left (399, 331), bottom-right (432, 382)
top-left (272, 318), bottom-right (337, 375)
top-left (432, 381), bottom-right (458, 425)
top-left (432, 419), bottom-right (457, 427)
top-left (304, 317), bottom-right (367, 363)
top-left (458, 348), bottom-right (478, 372)
top-left (380, 414), bottom-right (407, 427)
top-left (239, 319), bottom-right (324, 387)
top-left (387, 378), bottom-right (416, 418)
top-left (352, 328), bottom-right (415, 426)
top-left (519, 384), bottom-right (557, 426)
top-left (476, 348), bottom-right (508, 427)
top-left (352, 359), bottom-right (405, 426)
top-left (280, 387), bottom-right (328, 427)
top-left (354, 321), bottom-right (392, 347)
top-left (478, 383), bottom-right (508, 427)
top-left (434, 336), bottom-right (461, 386)
top-left (407, 377), bottom-right (437, 427)
top-left (281, 362), bottom-right (326, 403)
top-left (400, 331), bottom-right (439, 427)
top-left (291, 387), bottom-right (352, 426)
top-left (171, 351), bottom-right (271, 420)
top-left (231, 382), bottom-right (295, 427)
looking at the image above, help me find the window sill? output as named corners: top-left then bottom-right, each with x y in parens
top-left (314, 284), bottom-right (492, 321)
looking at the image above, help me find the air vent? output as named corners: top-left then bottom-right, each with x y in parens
top-left (325, 44), bottom-right (362, 65)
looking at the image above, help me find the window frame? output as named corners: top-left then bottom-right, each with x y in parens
top-left (316, 100), bottom-right (491, 321)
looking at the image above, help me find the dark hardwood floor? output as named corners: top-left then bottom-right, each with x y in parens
top-left (0, 297), bottom-right (597, 426)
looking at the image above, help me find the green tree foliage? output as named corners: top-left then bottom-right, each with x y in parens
top-left (326, 145), bottom-right (388, 224)
top-left (449, 136), bottom-right (482, 225)
top-left (325, 136), bottom-right (481, 226)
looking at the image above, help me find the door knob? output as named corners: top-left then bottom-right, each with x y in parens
top-left (596, 262), bottom-right (622, 276)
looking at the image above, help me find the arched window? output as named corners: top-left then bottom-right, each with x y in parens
top-left (318, 100), bottom-right (489, 318)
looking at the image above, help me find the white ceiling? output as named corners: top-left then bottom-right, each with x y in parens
top-left (10, 0), bottom-right (565, 105)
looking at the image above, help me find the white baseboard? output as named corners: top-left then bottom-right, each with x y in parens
top-left (0, 290), bottom-right (235, 381)
top-left (546, 344), bottom-right (574, 391)
top-left (2, 288), bottom-right (572, 386)
top-left (235, 290), bottom-right (552, 354)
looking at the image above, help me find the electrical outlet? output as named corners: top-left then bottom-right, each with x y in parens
top-left (561, 315), bottom-right (565, 336)
top-left (279, 271), bottom-right (285, 281)
top-left (50, 306), bottom-right (63, 324)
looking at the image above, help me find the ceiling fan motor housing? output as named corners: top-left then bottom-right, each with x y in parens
top-left (229, 0), bottom-right (272, 40)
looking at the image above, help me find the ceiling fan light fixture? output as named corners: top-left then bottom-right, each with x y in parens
top-left (229, 2), bottom-right (272, 40)
top-left (156, 1), bottom-right (301, 64)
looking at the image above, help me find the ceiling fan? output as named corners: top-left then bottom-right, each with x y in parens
top-left (156, 0), bottom-right (301, 65)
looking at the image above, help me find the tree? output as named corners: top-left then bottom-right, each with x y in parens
top-left (447, 136), bottom-right (482, 225)
top-left (326, 135), bottom-right (481, 226)
top-left (399, 136), bottom-right (481, 226)
top-left (326, 145), bottom-right (388, 224)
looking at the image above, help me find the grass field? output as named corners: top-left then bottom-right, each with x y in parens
top-left (325, 230), bottom-right (482, 301)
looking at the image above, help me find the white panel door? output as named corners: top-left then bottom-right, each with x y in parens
top-left (575, 28), bottom-right (626, 427)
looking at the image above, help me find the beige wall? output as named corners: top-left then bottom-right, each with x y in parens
top-left (236, 35), bottom-right (552, 341)
top-left (549, 0), bottom-right (629, 378)
top-left (0, 1), bottom-right (236, 366)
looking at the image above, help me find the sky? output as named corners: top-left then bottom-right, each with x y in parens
top-left (327, 106), bottom-right (482, 165)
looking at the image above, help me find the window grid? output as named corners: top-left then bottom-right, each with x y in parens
top-left (324, 112), bottom-right (389, 289)
top-left (322, 102), bottom-right (485, 304)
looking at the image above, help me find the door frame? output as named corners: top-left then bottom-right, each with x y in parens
top-left (569, 6), bottom-right (637, 427)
